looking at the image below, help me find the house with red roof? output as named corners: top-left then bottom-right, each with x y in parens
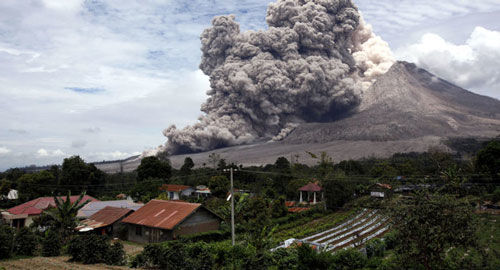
top-left (299, 182), bottom-right (323, 204)
top-left (1, 195), bottom-right (99, 228)
top-left (121, 200), bottom-right (222, 243)
top-left (159, 184), bottom-right (195, 200)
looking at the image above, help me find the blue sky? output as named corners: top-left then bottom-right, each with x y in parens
top-left (0, 0), bottom-right (499, 170)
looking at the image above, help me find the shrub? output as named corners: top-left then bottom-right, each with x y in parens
top-left (383, 231), bottom-right (399, 250)
top-left (366, 238), bottom-right (386, 258)
top-left (0, 225), bottom-right (14, 259)
top-left (41, 229), bottom-right (61, 257)
top-left (331, 248), bottom-right (367, 270)
top-left (68, 234), bottom-right (124, 265)
top-left (105, 242), bottom-right (126, 266)
top-left (177, 230), bottom-right (230, 243)
top-left (14, 227), bottom-right (38, 256)
top-left (272, 247), bottom-right (299, 270)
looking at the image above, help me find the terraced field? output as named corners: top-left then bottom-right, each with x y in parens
top-left (276, 209), bottom-right (390, 253)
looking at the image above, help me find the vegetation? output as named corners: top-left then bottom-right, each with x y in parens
top-left (46, 191), bottom-right (91, 241)
top-left (0, 225), bottom-right (14, 259)
top-left (67, 234), bottom-right (125, 265)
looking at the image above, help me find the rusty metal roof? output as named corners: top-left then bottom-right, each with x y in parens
top-left (159, 184), bottom-right (192, 192)
top-left (76, 206), bottom-right (133, 231)
top-left (8, 195), bottom-right (99, 216)
top-left (121, 200), bottom-right (201, 230)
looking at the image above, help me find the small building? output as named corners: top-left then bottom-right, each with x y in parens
top-left (121, 200), bottom-right (223, 243)
top-left (77, 199), bottom-right (143, 218)
top-left (159, 184), bottom-right (195, 200)
top-left (299, 182), bottom-right (323, 204)
top-left (1, 195), bottom-right (99, 228)
top-left (194, 185), bottom-right (211, 199)
top-left (76, 206), bottom-right (133, 236)
top-left (370, 183), bottom-right (392, 198)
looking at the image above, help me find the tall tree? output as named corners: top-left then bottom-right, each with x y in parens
top-left (180, 157), bottom-right (195, 175)
top-left (388, 191), bottom-right (477, 270)
top-left (136, 156), bottom-right (172, 181)
top-left (475, 140), bottom-right (500, 181)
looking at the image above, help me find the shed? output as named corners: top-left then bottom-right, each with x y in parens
top-left (159, 184), bottom-right (195, 200)
top-left (121, 200), bottom-right (222, 243)
top-left (76, 206), bottom-right (133, 236)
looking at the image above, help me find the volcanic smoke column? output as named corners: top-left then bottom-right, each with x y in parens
top-left (162, 0), bottom-right (394, 154)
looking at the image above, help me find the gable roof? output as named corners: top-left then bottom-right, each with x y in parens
top-left (8, 195), bottom-right (99, 216)
top-left (159, 184), bottom-right (193, 192)
top-left (299, 182), bottom-right (322, 192)
top-left (121, 200), bottom-right (208, 230)
top-left (77, 200), bottom-right (143, 218)
top-left (76, 206), bottom-right (133, 231)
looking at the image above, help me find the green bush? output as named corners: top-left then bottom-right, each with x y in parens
top-left (177, 230), bottom-right (230, 243)
top-left (0, 225), bottom-right (14, 259)
top-left (331, 248), bottom-right (367, 270)
top-left (67, 234), bottom-right (124, 265)
top-left (272, 247), bottom-right (299, 270)
top-left (41, 229), bottom-right (61, 257)
top-left (14, 227), bottom-right (38, 256)
top-left (365, 238), bottom-right (386, 258)
top-left (383, 231), bottom-right (399, 250)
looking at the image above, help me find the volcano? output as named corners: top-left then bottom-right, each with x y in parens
top-left (96, 61), bottom-right (500, 172)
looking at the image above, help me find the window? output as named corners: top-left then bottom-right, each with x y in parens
top-left (135, 225), bottom-right (142, 236)
top-left (169, 192), bottom-right (174, 199)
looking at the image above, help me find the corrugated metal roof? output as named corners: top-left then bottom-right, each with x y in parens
top-left (76, 206), bottom-right (133, 231)
top-left (159, 184), bottom-right (192, 192)
top-left (299, 183), bottom-right (322, 192)
top-left (121, 200), bottom-right (201, 230)
top-left (77, 200), bottom-right (143, 218)
top-left (8, 195), bottom-right (99, 215)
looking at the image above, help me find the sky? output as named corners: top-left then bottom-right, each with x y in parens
top-left (0, 0), bottom-right (499, 171)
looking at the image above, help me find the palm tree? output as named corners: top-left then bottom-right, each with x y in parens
top-left (47, 191), bottom-right (91, 241)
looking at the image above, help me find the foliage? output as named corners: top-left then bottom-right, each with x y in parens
top-left (323, 179), bottom-right (353, 210)
top-left (475, 140), bottom-right (500, 180)
top-left (331, 248), bottom-right (367, 270)
top-left (180, 157), bottom-right (195, 175)
top-left (177, 230), bottom-right (230, 243)
top-left (136, 156), bottom-right (172, 181)
top-left (365, 238), bottom-right (386, 258)
top-left (129, 178), bottom-right (162, 202)
top-left (271, 247), bottom-right (298, 270)
top-left (208, 175), bottom-right (230, 198)
top-left (60, 156), bottom-right (106, 194)
top-left (271, 196), bottom-right (288, 218)
top-left (17, 171), bottom-right (56, 201)
top-left (296, 244), bottom-right (334, 270)
top-left (68, 234), bottom-right (125, 265)
top-left (41, 229), bottom-right (61, 257)
top-left (0, 225), bottom-right (14, 259)
top-left (13, 227), bottom-right (38, 256)
top-left (388, 191), bottom-right (478, 270)
top-left (47, 191), bottom-right (91, 240)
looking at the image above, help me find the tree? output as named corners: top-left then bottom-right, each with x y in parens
top-left (136, 156), bottom-right (172, 181)
top-left (475, 140), bottom-right (500, 180)
top-left (388, 191), bottom-right (478, 270)
top-left (41, 229), bottom-right (61, 257)
top-left (208, 153), bottom-right (221, 169)
top-left (14, 227), bottom-right (38, 256)
top-left (322, 178), bottom-right (352, 210)
top-left (60, 156), bottom-right (105, 193)
top-left (0, 225), bottom-right (14, 259)
top-left (130, 178), bottom-right (162, 202)
top-left (47, 191), bottom-right (91, 240)
top-left (208, 175), bottom-right (229, 198)
top-left (275, 157), bottom-right (290, 171)
top-left (180, 157), bottom-right (195, 175)
top-left (18, 170), bottom-right (56, 201)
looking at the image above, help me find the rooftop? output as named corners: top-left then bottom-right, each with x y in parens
top-left (77, 200), bottom-right (143, 218)
top-left (121, 200), bottom-right (202, 230)
top-left (159, 184), bottom-right (193, 192)
top-left (76, 206), bottom-right (133, 231)
top-left (8, 195), bottom-right (99, 216)
top-left (299, 182), bottom-right (322, 192)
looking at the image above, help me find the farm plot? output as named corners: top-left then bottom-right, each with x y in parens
top-left (276, 209), bottom-right (390, 253)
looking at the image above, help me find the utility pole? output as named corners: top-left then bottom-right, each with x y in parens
top-left (230, 167), bottom-right (235, 246)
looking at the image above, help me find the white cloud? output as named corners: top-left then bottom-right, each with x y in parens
top-left (0, 147), bottom-right (11, 155)
top-left (396, 27), bottom-right (500, 98)
top-left (37, 148), bottom-right (66, 158)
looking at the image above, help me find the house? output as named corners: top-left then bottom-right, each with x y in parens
top-left (121, 200), bottom-right (223, 243)
top-left (299, 182), bottom-right (323, 204)
top-left (76, 206), bottom-right (134, 236)
top-left (1, 195), bottom-right (99, 228)
top-left (159, 184), bottom-right (195, 200)
top-left (77, 199), bottom-right (143, 218)
top-left (370, 183), bottom-right (392, 198)
top-left (194, 185), bottom-right (211, 199)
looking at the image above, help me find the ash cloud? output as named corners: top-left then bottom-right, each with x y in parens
top-left (163, 0), bottom-right (394, 154)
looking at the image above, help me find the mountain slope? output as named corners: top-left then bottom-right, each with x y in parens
top-left (282, 61), bottom-right (500, 144)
